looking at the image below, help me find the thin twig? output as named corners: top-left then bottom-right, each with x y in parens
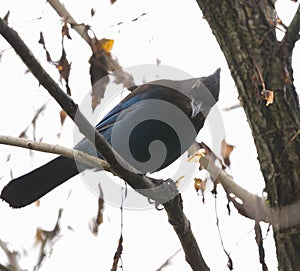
top-left (0, 135), bottom-right (110, 171)
top-left (155, 249), bottom-right (181, 271)
top-left (214, 196), bottom-right (233, 270)
top-left (47, 0), bottom-right (92, 46)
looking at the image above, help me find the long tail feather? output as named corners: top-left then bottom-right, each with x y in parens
top-left (1, 156), bottom-right (80, 208)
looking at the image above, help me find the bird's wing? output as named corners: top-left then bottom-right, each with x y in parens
top-left (95, 93), bottom-right (142, 132)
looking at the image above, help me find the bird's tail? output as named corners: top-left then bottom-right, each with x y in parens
top-left (1, 156), bottom-right (80, 208)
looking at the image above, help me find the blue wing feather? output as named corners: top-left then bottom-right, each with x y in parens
top-left (96, 94), bottom-right (142, 132)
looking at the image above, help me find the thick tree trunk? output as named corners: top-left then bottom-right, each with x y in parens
top-left (196, 1), bottom-right (300, 270)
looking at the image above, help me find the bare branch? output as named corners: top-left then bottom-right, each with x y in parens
top-left (199, 152), bottom-right (300, 229)
top-left (164, 195), bottom-right (210, 271)
top-left (47, 0), bottom-right (92, 46)
top-left (284, 4), bottom-right (300, 52)
top-left (0, 135), bottom-right (110, 171)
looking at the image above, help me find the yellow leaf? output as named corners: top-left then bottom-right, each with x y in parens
top-left (102, 39), bottom-right (114, 53)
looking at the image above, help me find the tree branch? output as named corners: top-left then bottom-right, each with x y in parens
top-left (47, 0), bottom-right (135, 89)
top-left (0, 135), bottom-right (110, 171)
top-left (0, 18), bottom-right (209, 271)
top-left (199, 152), bottom-right (300, 229)
top-left (283, 3), bottom-right (300, 52)
top-left (47, 0), bottom-right (92, 46)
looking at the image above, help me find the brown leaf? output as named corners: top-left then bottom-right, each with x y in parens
top-left (227, 256), bottom-right (233, 270)
top-left (111, 0), bottom-right (117, 4)
top-left (89, 38), bottom-right (135, 110)
top-left (221, 139), bottom-right (235, 166)
top-left (38, 32), bottom-right (45, 47)
top-left (35, 199), bottom-right (40, 207)
top-left (39, 34), bottom-right (71, 94)
top-left (261, 89), bottom-right (274, 106)
top-left (89, 184), bottom-right (105, 236)
top-left (59, 110), bottom-right (67, 126)
top-left (56, 49), bottom-right (71, 83)
top-left (34, 209), bottom-right (63, 270)
top-left (194, 178), bottom-right (206, 192)
top-left (91, 8), bottom-right (96, 17)
top-left (89, 38), bottom-right (115, 111)
top-left (194, 178), bottom-right (207, 203)
top-left (61, 21), bottom-right (72, 40)
top-left (55, 49), bottom-right (71, 95)
top-left (35, 227), bottom-right (43, 246)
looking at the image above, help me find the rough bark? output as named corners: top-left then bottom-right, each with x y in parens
top-left (196, 1), bottom-right (300, 270)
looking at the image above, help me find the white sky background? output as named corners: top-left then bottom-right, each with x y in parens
top-left (0, 0), bottom-right (299, 270)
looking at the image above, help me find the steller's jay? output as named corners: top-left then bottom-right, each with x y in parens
top-left (1, 69), bottom-right (220, 208)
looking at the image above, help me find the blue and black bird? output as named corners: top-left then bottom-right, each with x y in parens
top-left (1, 69), bottom-right (220, 208)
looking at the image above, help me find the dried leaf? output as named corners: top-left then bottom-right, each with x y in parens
top-left (56, 49), bottom-right (71, 83)
top-left (111, 0), bottom-right (117, 4)
top-left (194, 178), bottom-right (207, 203)
top-left (89, 38), bottom-right (115, 111)
top-left (261, 89), bottom-right (274, 106)
top-left (194, 178), bottom-right (205, 192)
top-left (91, 8), bottom-right (96, 17)
top-left (221, 139), bottom-right (235, 166)
top-left (34, 209), bottom-right (63, 270)
top-left (227, 256), bottom-right (233, 270)
top-left (39, 34), bottom-right (71, 94)
top-left (35, 228), bottom-right (43, 246)
top-left (59, 109), bottom-right (67, 126)
top-left (89, 38), bottom-right (135, 110)
top-left (55, 49), bottom-right (71, 95)
top-left (89, 184), bottom-right (105, 236)
top-left (61, 21), bottom-right (72, 40)
top-left (35, 199), bottom-right (40, 207)
top-left (92, 38), bottom-right (114, 55)
top-left (38, 32), bottom-right (45, 46)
